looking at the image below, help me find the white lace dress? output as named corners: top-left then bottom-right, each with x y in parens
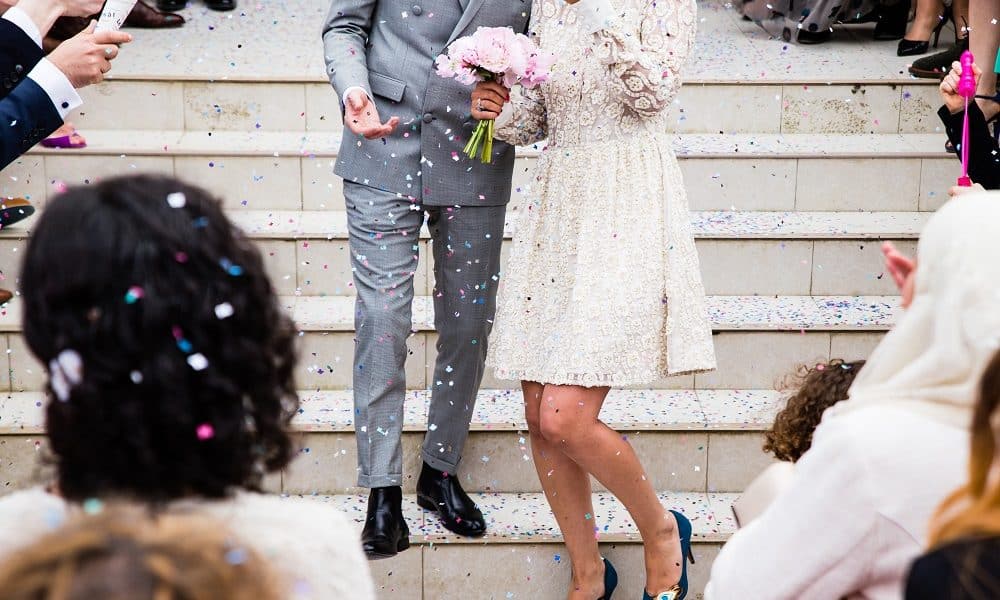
top-left (487, 0), bottom-right (716, 387)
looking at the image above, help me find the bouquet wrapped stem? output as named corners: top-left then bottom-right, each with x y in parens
top-left (464, 117), bottom-right (495, 164)
top-left (464, 70), bottom-right (499, 163)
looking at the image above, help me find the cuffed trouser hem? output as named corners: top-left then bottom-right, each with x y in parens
top-left (421, 450), bottom-right (461, 474)
top-left (357, 473), bottom-right (404, 488)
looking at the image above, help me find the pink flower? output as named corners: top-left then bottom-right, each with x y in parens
top-left (522, 48), bottom-right (556, 88)
top-left (471, 27), bottom-right (516, 74)
top-left (436, 26), bottom-right (554, 90)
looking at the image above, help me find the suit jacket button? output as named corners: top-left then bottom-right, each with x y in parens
top-left (422, 112), bottom-right (433, 123)
top-left (412, 5), bottom-right (422, 15)
top-left (14, 65), bottom-right (23, 74)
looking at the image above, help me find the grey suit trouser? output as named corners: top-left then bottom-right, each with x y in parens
top-left (344, 181), bottom-right (506, 488)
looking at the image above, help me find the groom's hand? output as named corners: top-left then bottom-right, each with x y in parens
top-left (344, 90), bottom-right (399, 140)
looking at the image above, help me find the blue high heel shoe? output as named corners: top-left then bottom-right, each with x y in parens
top-left (642, 510), bottom-right (695, 600)
top-left (600, 557), bottom-right (619, 600)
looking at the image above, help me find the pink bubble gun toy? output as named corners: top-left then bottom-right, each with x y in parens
top-left (958, 50), bottom-right (977, 187)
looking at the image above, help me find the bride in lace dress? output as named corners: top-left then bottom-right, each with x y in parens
top-left (470, 0), bottom-right (715, 598)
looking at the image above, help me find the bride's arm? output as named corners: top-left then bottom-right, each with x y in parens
top-left (494, 0), bottom-right (548, 146)
top-left (575, 0), bottom-right (697, 117)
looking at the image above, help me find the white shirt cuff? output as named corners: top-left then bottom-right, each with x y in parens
top-left (342, 86), bottom-right (368, 105)
top-left (573, 0), bottom-right (618, 34)
top-left (2, 6), bottom-right (43, 48)
top-left (27, 58), bottom-right (83, 120)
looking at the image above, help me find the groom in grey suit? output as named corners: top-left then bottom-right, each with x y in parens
top-left (323, 0), bottom-right (531, 558)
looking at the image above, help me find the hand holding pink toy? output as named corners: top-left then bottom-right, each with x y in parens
top-left (940, 60), bottom-right (982, 114)
top-left (955, 51), bottom-right (978, 188)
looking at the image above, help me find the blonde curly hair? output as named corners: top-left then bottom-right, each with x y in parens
top-left (0, 505), bottom-right (281, 600)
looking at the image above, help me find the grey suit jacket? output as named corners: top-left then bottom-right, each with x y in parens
top-left (322, 0), bottom-right (532, 206)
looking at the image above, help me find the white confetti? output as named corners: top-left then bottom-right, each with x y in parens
top-left (214, 302), bottom-right (234, 319)
top-left (187, 353), bottom-right (209, 371)
top-left (166, 192), bottom-right (186, 208)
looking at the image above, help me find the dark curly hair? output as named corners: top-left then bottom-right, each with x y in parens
top-left (763, 359), bottom-right (866, 463)
top-left (21, 174), bottom-right (299, 502)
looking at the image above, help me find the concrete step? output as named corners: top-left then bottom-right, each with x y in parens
top-left (0, 388), bottom-right (781, 494)
top-left (0, 294), bottom-right (899, 334)
top-left (0, 210), bottom-right (925, 296)
top-left (270, 492), bottom-right (739, 599)
top-left (1, 131), bottom-right (957, 214)
top-left (69, 79), bottom-right (943, 137)
top-left (70, 0), bottom-right (943, 139)
top-left (0, 389), bottom-right (781, 435)
top-left (0, 295), bottom-right (893, 393)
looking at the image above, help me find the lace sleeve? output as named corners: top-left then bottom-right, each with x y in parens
top-left (494, 83), bottom-right (548, 146)
top-left (495, 0), bottom-right (549, 146)
top-left (578, 0), bottom-right (697, 117)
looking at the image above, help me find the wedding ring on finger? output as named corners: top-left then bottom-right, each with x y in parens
top-left (477, 100), bottom-right (484, 111)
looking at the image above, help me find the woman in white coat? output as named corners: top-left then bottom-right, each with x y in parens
top-left (706, 193), bottom-right (1000, 599)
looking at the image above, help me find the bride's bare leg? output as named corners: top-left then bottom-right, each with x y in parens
top-left (523, 381), bottom-right (604, 600)
top-left (539, 384), bottom-right (683, 596)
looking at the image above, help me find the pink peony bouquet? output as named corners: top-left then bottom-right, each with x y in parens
top-left (435, 27), bottom-right (555, 163)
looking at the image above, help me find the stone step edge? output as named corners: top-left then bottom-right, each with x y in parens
top-left (0, 211), bottom-right (930, 241)
top-left (0, 389), bottom-right (782, 435)
top-left (101, 73), bottom-right (940, 86)
top-left (299, 491), bottom-right (739, 544)
top-left (0, 295), bottom-right (900, 333)
top-left (13, 131), bottom-right (952, 159)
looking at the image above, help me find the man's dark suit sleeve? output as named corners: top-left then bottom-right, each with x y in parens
top-left (938, 103), bottom-right (1000, 190)
top-left (0, 19), bottom-right (45, 101)
top-left (0, 77), bottom-right (63, 170)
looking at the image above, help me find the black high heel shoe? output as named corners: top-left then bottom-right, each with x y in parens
top-left (874, 0), bottom-right (910, 41)
top-left (600, 558), bottom-right (619, 600)
top-left (897, 7), bottom-right (950, 56)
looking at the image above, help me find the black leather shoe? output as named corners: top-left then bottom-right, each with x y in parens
top-left (205, 0), bottom-right (236, 11)
top-left (361, 486), bottom-right (410, 560)
top-left (126, 0), bottom-right (185, 28)
top-left (416, 463), bottom-right (487, 537)
top-left (157, 0), bottom-right (185, 11)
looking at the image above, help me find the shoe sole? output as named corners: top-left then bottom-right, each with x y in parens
top-left (908, 68), bottom-right (946, 80)
top-left (416, 494), bottom-right (488, 538)
top-left (364, 537), bottom-right (410, 561)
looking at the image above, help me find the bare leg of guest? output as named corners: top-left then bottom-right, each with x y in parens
top-left (523, 381), bottom-right (604, 600)
top-left (954, 0), bottom-right (971, 39)
top-left (971, 0), bottom-right (1000, 118)
top-left (537, 384), bottom-right (683, 596)
top-left (906, 0), bottom-right (945, 41)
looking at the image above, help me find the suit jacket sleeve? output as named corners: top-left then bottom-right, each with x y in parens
top-left (0, 77), bottom-right (63, 170)
top-left (321, 0), bottom-right (377, 103)
top-left (0, 19), bottom-right (45, 101)
top-left (938, 102), bottom-right (1000, 190)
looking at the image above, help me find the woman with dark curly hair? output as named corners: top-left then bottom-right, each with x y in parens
top-left (0, 174), bottom-right (375, 599)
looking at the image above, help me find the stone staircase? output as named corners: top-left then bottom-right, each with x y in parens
top-left (0, 0), bottom-right (956, 597)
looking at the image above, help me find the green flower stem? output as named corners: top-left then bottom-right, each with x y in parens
top-left (465, 119), bottom-right (496, 164)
